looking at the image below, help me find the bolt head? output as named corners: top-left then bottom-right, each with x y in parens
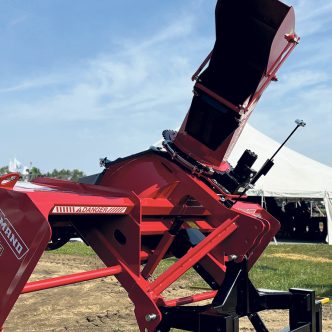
top-left (145, 313), bottom-right (157, 322)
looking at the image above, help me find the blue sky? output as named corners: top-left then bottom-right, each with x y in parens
top-left (0, 0), bottom-right (331, 174)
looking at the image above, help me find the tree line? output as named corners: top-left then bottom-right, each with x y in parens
top-left (0, 166), bottom-right (85, 182)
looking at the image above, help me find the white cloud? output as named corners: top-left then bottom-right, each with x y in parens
top-left (291, 0), bottom-right (332, 36)
top-left (0, 76), bottom-right (60, 93)
top-left (1, 13), bottom-right (206, 124)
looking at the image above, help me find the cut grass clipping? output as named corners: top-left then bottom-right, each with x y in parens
top-left (51, 243), bottom-right (332, 298)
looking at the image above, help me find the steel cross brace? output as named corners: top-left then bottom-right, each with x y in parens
top-left (149, 216), bottom-right (239, 296)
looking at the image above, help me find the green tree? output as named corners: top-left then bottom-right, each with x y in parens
top-left (1, 165), bottom-right (85, 182)
top-left (29, 167), bottom-right (42, 180)
top-left (44, 168), bottom-right (85, 181)
top-left (70, 169), bottom-right (85, 181)
top-left (0, 166), bottom-right (9, 175)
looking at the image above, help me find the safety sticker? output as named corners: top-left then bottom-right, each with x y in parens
top-left (51, 205), bottom-right (128, 215)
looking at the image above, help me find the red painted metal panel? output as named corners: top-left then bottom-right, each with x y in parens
top-left (71, 199), bottom-right (163, 332)
top-left (0, 189), bottom-right (51, 328)
top-left (0, 173), bottom-right (20, 190)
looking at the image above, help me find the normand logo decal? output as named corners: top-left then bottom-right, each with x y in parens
top-left (0, 209), bottom-right (29, 260)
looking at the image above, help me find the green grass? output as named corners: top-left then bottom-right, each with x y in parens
top-left (249, 244), bottom-right (332, 298)
top-left (189, 244), bottom-right (332, 298)
top-left (48, 242), bottom-right (95, 256)
top-left (49, 242), bottom-right (332, 298)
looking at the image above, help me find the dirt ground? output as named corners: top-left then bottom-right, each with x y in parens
top-left (5, 253), bottom-right (332, 332)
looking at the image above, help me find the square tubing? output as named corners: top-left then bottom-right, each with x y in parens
top-left (158, 306), bottom-right (239, 332)
top-left (150, 216), bottom-right (238, 295)
top-left (141, 218), bottom-right (184, 279)
top-left (289, 289), bottom-right (317, 332)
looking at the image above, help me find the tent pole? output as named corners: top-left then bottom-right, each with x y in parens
top-left (324, 192), bottom-right (332, 245)
top-left (260, 194), bottom-right (278, 245)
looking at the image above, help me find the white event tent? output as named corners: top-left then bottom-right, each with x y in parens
top-left (228, 124), bottom-right (332, 245)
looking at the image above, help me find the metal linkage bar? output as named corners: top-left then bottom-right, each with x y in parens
top-left (150, 216), bottom-right (238, 296)
top-left (194, 82), bottom-right (240, 113)
top-left (22, 266), bottom-right (122, 294)
top-left (248, 36), bottom-right (299, 110)
top-left (164, 290), bottom-right (217, 307)
top-left (248, 313), bottom-right (268, 332)
top-left (141, 218), bottom-right (184, 279)
top-left (191, 50), bottom-right (213, 81)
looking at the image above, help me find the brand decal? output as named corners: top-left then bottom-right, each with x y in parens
top-left (51, 205), bottom-right (128, 215)
top-left (0, 209), bottom-right (29, 260)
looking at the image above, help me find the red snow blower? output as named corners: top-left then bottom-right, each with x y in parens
top-left (0, 0), bottom-right (323, 331)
